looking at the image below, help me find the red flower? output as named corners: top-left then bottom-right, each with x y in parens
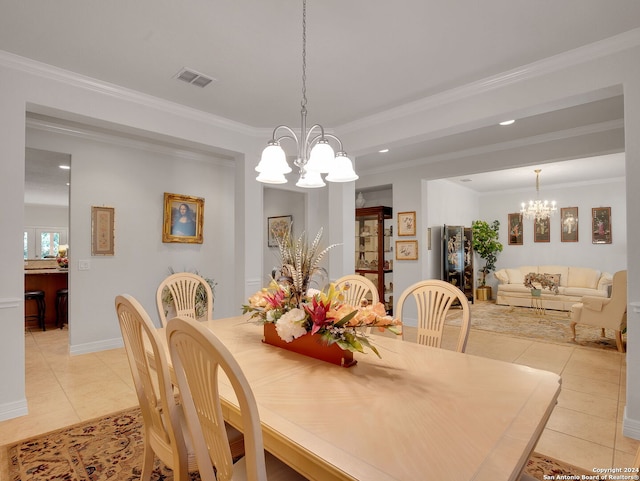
top-left (304, 297), bottom-right (334, 335)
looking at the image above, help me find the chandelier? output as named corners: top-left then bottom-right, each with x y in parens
top-left (520, 169), bottom-right (557, 221)
top-left (254, 0), bottom-right (358, 188)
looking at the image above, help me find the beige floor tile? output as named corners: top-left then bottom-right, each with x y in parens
top-left (563, 357), bottom-right (622, 384)
top-left (613, 449), bottom-right (637, 468)
top-left (514, 343), bottom-right (573, 374)
top-left (546, 406), bottom-right (616, 448)
top-left (561, 373), bottom-right (620, 401)
top-left (615, 422), bottom-right (640, 456)
top-left (557, 388), bottom-right (619, 421)
top-left (535, 428), bottom-right (614, 469)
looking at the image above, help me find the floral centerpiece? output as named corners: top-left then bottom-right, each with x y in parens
top-left (56, 256), bottom-right (68, 269)
top-left (523, 272), bottom-right (559, 294)
top-left (243, 228), bottom-right (402, 359)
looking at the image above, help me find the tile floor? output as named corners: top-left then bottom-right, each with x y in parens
top-left (1, 323), bottom-right (637, 471)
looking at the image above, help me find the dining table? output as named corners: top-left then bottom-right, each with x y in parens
top-left (151, 315), bottom-right (561, 481)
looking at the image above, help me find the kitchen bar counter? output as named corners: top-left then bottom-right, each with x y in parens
top-left (24, 268), bottom-right (68, 328)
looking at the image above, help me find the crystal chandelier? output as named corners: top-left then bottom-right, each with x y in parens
top-left (520, 169), bottom-right (557, 221)
top-left (255, 0), bottom-right (358, 188)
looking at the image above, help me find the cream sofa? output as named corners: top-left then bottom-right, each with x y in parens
top-left (495, 265), bottom-right (612, 311)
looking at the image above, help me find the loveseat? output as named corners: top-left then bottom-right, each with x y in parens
top-left (494, 265), bottom-right (612, 311)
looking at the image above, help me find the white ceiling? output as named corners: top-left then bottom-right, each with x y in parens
top-left (4, 1), bottom-right (636, 204)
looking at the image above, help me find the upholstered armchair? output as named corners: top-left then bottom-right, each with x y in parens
top-left (570, 270), bottom-right (627, 352)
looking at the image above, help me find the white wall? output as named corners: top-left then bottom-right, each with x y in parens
top-left (26, 123), bottom-right (237, 352)
top-left (262, 187), bottom-right (306, 287)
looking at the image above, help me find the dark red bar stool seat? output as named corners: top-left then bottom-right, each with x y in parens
top-left (25, 290), bottom-right (46, 331)
top-left (56, 288), bottom-right (68, 328)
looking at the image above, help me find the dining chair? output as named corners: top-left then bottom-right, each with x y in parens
top-left (167, 316), bottom-right (308, 481)
top-left (570, 269), bottom-right (627, 352)
top-left (335, 274), bottom-right (379, 308)
top-left (396, 279), bottom-right (471, 353)
top-left (115, 294), bottom-right (199, 481)
top-left (156, 272), bottom-right (214, 327)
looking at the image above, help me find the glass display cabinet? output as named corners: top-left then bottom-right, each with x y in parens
top-left (442, 225), bottom-right (474, 302)
top-left (355, 206), bottom-right (393, 313)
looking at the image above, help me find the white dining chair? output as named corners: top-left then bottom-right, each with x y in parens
top-left (335, 274), bottom-right (379, 308)
top-left (115, 294), bottom-right (199, 481)
top-left (156, 272), bottom-right (214, 327)
top-left (396, 279), bottom-right (471, 353)
top-left (167, 316), bottom-right (308, 481)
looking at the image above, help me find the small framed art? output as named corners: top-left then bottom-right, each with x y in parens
top-left (267, 215), bottom-right (292, 247)
top-left (592, 207), bottom-right (612, 244)
top-left (396, 240), bottom-right (418, 260)
top-left (560, 207), bottom-right (579, 242)
top-left (91, 206), bottom-right (115, 256)
top-left (398, 211), bottom-right (416, 236)
top-left (534, 217), bottom-right (550, 243)
top-left (162, 192), bottom-right (204, 244)
top-left (508, 213), bottom-right (523, 246)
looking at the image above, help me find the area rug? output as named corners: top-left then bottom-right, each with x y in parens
top-left (1, 406), bottom-right (590, 481)
top-left (446, 301), bottom-right (624, 351)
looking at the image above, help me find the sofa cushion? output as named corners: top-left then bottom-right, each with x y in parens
top-left (563, 286), bottom-right (608, 298)
top-left (506, 268), bottom-right (524, 284)
top-left (495, 269), bottom-right (509, 284)
top-left (568, 267), bottom-right (601, 289)
top-left (539, 265), bottom-right (569, 287)
top-left (597, 272), bottom-right (613, 292)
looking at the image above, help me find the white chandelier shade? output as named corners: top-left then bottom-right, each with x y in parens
top-left (520, 169), bottom-right (557, 221)
top-left (255, 0), bottom-right (358, 188)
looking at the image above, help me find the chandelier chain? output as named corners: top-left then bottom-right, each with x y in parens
top-left (301, 0), bottom-right (307, 112)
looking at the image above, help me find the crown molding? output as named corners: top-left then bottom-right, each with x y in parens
top-left (338, 28), bottom-right (640, 134)
top-left (0, 50), bottom-right (258, 138)
top-left (26, 116), bottom-right (235, 167)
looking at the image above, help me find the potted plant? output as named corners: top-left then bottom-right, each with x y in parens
top-left (471, 220), bottom-right (503, 301)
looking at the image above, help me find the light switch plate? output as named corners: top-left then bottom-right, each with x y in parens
top-left (78, 260), bottom-right (90, 270)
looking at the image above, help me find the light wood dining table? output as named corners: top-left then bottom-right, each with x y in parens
top-left (152, 314), bottom-right (561, 481)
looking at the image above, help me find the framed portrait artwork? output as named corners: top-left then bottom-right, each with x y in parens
top-left (398, 211), bottom-right (416, 236)
top-left (267, 215), bottom-right (292, 247)
top-left (534, 217), bottom-right (550, 243)
top-left (592, 207), bottom-right (612, 244)
top-left (396, 240), bottom-right (418, 260)
top-left (91, 206), bottom-right (115, 255)
top-left (560, 207), bottom-right (579, 242)
top-left (508, 213), bottom-right (523, 245)
top-left (162, 192), bottom-right (204, 244)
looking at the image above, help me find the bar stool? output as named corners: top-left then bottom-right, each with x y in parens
top-left (56, 288), bottom-right (68, 329)
top-left (25, 290), bottom-right (46, 331)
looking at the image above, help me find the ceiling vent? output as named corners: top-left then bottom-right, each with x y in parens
top-left (174, 68), bottom-right (216, 88)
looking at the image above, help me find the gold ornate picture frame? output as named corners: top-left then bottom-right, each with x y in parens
top-left (91, 206), bottom-right (115, 256)
top-left (396, 240), bottom-right (418, 260)
top-left (267, 215), bottom-right (292, 247)
top-left (398, 211), bottom-right (416, 236)
top-left (162, 192), bottom-right (204, 244)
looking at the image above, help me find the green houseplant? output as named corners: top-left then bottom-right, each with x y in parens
top-left (471, 220), bottom-right (503, 300)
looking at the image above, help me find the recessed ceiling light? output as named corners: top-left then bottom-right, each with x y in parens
top-left (59, 165), bottom-right (70, 169)
top-left (378, 149), bottom-right (389, 153)
top-left (499, 120), bottom-right (515, 126)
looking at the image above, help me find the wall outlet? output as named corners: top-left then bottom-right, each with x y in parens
top-left (78, 259), bottom-right (90, 270)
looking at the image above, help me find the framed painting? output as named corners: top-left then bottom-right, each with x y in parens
top-left (91, 206), bottom-right (115, 255)
top-left (267, 215), bottom-right (292, 247)
top-left (560, 207), bottom-right (579, 242)
top-left (592, 207), bottom-right (612, 244)
top-left (534, 217), bottom-right (550, 243)
top-left (398, 211), bottom-right (416, 236)
top-left (162, 192), bottom-right (204, 244)
top-left (396, 240), bottom-right (418, 260)
top-left (508, 213), bottom-right (523, 245)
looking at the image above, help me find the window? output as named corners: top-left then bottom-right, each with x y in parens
top-left (24, 227), bottom-right (68, 259)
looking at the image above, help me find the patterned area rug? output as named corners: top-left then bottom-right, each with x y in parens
top-left (446, 301), bottom-right (624, 351)
top-left (1, 406), bottom-right (589, 481)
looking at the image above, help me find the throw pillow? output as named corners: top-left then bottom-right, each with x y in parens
top-left (544, 273), bottom-right (561, 286)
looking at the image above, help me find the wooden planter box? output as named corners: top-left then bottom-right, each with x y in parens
top-left (263, 323), bottom-right (357, 368)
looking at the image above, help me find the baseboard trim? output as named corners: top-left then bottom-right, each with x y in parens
top-left (0, 398), bottom-right (28, 422)
top-left (623, 407), bottom-right (640, 441)
top-left (69, 337), bottom-right (123, 356)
